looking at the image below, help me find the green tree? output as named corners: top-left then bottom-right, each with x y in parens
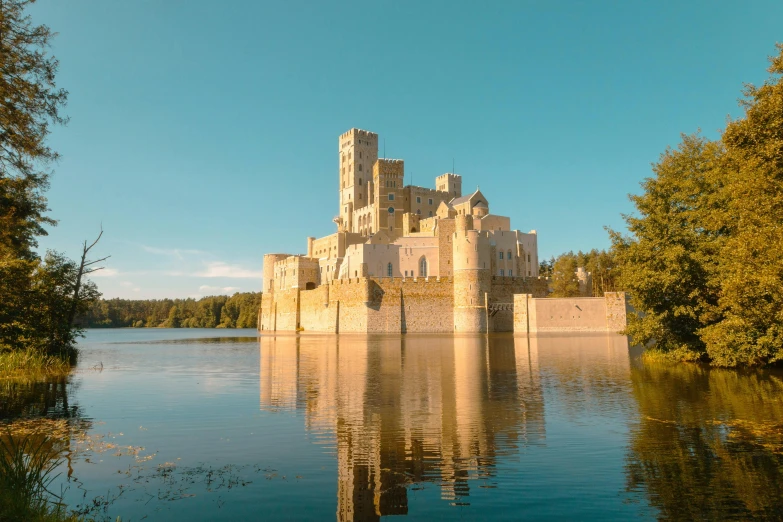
top-left (165, 306), bottom-right (181, 328)
top-left (550, 253), bottom-right (580, 297)
top-left (611, 45), bottom-right (783, 366)
top-left (0, 0), bottom-right (68, 260)
top-left (610, 134), bottom-right (724, 361)
top-left (699, 44), bottom-right (783, 366)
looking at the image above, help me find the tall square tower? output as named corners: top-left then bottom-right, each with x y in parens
top-left (435, 173), bottom-right (462, 199)
top-left (338, 129), bottom-right (378, 232)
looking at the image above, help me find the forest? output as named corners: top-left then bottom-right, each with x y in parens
top-left (79, 292), bottom-right (261, 329)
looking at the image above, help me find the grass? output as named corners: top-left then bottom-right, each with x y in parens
top-left (0, 349), bottom-right (72, 380)
top-left (0, 433), bottom-right (83, 521)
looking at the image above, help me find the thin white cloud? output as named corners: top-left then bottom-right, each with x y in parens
top-left (141, 245), bottom-right (207, 260)
top-left (198, 285), bottom-right (240, 294)
top-left (90, 268), bottom-right (119, 278)
top-left (120, 281), bottom-right (134, 287)
top-left (196, 262), bottom-right (262, 279)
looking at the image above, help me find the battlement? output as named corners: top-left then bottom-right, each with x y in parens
top-left (325, 276), bottom-right (453, 286)
top-left (377, 158), bottom-right (404, 165)
top-left (340, 128), bottom-right (378, 140)
top-left (436, 173), bottom-right (462, 181)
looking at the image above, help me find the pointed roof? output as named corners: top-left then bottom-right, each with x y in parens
top-left (449, 189), bottom-right (487, 207)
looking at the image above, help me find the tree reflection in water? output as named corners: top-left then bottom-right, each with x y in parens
top-left (1, 374), bottom-right (90, 488)
top-left (259, 334), bottom-right (548, 521)
top-left (626, 362), bottom-right (783, 520)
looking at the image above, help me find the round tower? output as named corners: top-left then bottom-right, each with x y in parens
top-left (262, 254), bottom-right (289, 294)
top-left (453, 215), bottom-right (491, 332)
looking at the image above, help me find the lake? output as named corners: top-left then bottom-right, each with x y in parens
top-left (3, 329), bottom-right (783, 520)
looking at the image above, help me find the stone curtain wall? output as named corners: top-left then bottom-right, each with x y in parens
top-left (299, 285), bottom-right (338, 332)
top-left (604, 292), bottom-right (629, 332)
top-left (367, 278), bottom-right (455, 333)
top-left (532, 297), bottom-right (607, 332)
top-left (490, 277), bottom-right (549, 332)
top-left (259, 276), bottom-right (552, 334)
top-left (513, 293), bottom-right (630, 333)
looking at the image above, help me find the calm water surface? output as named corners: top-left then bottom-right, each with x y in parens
top-left (3, 329), bottom-right (783, 520)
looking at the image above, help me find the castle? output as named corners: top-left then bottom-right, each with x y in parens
top-left (259, 128), bottom-right (549, 333)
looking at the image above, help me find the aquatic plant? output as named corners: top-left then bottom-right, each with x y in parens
top-left (0, 433), bottom-right (82, 521)
top-left (0, 349), bottom-right (72, 380)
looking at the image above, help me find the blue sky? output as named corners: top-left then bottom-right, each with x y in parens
top-left (29, 1), bottom-right (783, 299)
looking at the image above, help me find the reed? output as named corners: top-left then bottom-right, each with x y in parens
top-left (0, 433), bottom-right (82, 521)
top-left (0, 349), bottom-right (72, 380)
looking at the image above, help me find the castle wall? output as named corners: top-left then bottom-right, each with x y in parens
top-left (299, 285), bottom-right (338, 332)
top-left (605, 292), bottom-right (630, 332)
top-left (476, 215), bottom-right (511, 232)
top-left (403, 185), bottom-right (450, 219)
top-left (488, 277), bottom-right (545, 332)
top-left (258, 292), bottom-right (275, 331)
top-left (437, 218), bottom-right (455, 278)
top-left (365, 278), bottom-right (454, 333)
top-left (512, 293), bottom-right (630, 333)
top-left (274, 287), bottom-right (300, 331)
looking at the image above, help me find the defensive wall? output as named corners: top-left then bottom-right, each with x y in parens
top-left (259, 276), bottom-right (548, 334)
top-left (513, 292), bottom-right (630, 333)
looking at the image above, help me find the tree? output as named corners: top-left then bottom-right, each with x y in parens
top-left (610, 134), bottom-right (725, 361)
top-left (0, 1), bottom-right (103, 358)
top-left (699, 44), bottom-right (783, 366)
top-left (550, 254), bottom-right (580, 297)
top-left (165, 306), bottom-right (181, 328)
top-left (611, 44), bottom-right (783, 366)
top-left (0, 0), bottom-right (68, 259)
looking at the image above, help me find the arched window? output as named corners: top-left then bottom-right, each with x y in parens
top-left (499, 251), bottom-right (504, 260)
top-left (508, 250), bottom-right (512, 260)
top-left (387, 262), bottom-right (393, 277)
top-left (419, 256), bottom-right (427, 277)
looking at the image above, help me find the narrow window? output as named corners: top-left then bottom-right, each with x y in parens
top-left (388, 193), bottom-right (395, 201)
top-left (387, 263), bottom-right (393, 277)
top-left (509, 270), bottom-right (513, 277)
top-left (419, 256), bottom-right (427, 277)
top-left (359, 178), bottom-right (362, 185)
top-left (417, 209), bottom-right (421, 215)
top-left (428, 198), bottom-right (433, 205)
top-left (508, 250), bottom-right (512, 259)
top-left (428, 211), bottom-right (432, 217)
top-left (416, 196), bottom-right (421, 203)
top-left (359, 164), bottom-right (363, 171)
top-left (499, 251), bottom-right (504, 260)
top-left (528, 254), bottom-right (531, 263)
top-left (499, 269), bottom-right (504, 276)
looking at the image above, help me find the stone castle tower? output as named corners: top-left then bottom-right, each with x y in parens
top-left (453, 214), bottom-right (492, 332)
top-left (338, 129), bottom-right (378, 233)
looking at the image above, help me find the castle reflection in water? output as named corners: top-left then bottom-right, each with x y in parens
top-left (259, 333), bottom-right (631, 521)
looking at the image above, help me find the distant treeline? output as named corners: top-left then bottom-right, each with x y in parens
top-left (79, 293), bottom-right (261, 329)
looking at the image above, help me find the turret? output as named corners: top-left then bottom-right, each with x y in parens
top-left (436, 173), bottom-right (462, 198)
top-left (262, 254), bottom-right (289, 294)
top-left (452, 219), bottom-right (491, 332)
